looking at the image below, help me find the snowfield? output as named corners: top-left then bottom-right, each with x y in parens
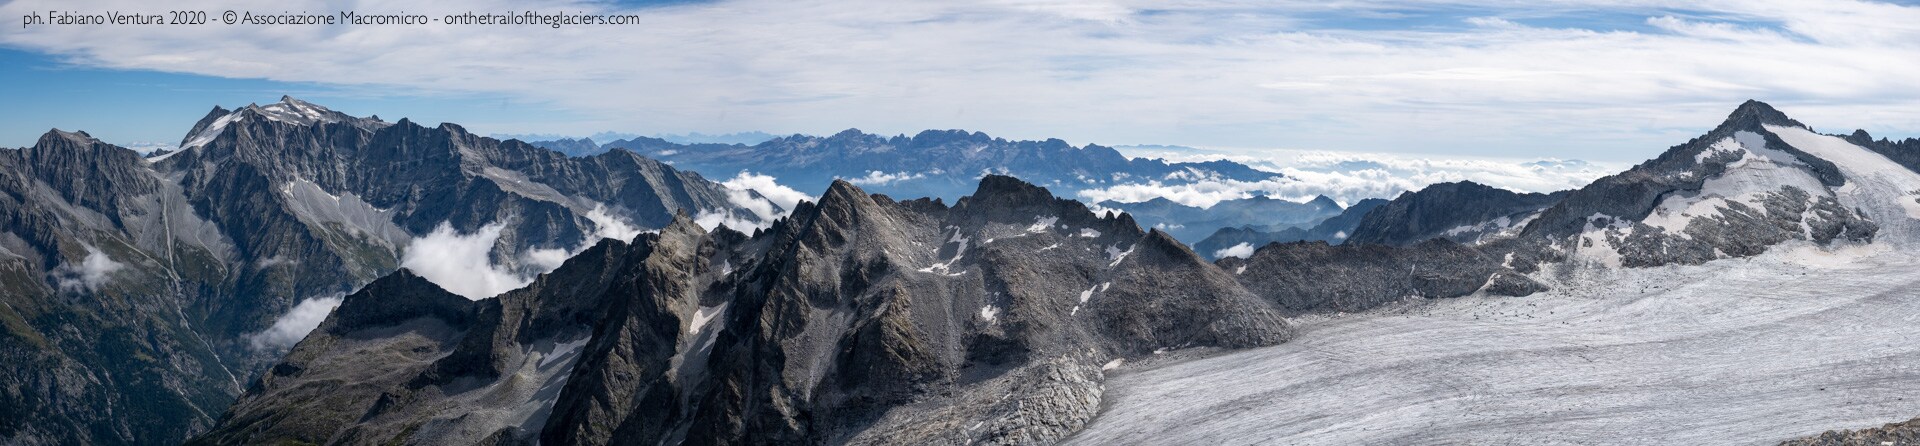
top-left (1069, 245), bottom-right (1920, 445)
top-left (1767, 124), bottom-right (1920, 225)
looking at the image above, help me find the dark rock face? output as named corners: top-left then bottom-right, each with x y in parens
top-left (1780, 417), bottom-right (1920, 446)
top-left (0, 97), bottom-right (751, 445)
top-left (189, 269), bottom-right (484, 445)
top-left (1345, 181), bottom-right (1566, 247)
top-left (1601, 187), bottom-right (1876, 267)
top-left (599, 128), bottom-right (1283, 203)
top-left (1219, 239), bottom-right (1542, 313)
top-left (1192, 198), bottom-right (1388, 259)
top-left (194, 176), bottom-right (1294, 445)
top-left (0, 130), bottom-right (242, 445)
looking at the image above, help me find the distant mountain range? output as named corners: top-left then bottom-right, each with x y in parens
top-left (536, 129), bottom-right (1283, 201)
top-left (504, 131), bottom-right (780, 148)
top-left (522, 129), bottom-right (1314, 243)
top-left (519, 130), bottom-right (1607, 250)
top-left (1192, 197), bottom-right (1388, 259)
top-left (1097, 194), bottom-right (1344, 242)
top-left (1188, 181), bottom-right (1566, 261)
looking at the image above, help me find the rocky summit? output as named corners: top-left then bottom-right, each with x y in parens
top-left (1507, 100), bottom-right (1891, 268)
top-left (1343, 181), bottom-right (1566, 247)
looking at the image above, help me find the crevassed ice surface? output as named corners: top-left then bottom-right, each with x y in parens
top-left (1068, 244), bottom-right (1920, 445)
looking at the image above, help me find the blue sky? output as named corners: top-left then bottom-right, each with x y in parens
top-left (3, 0), bottom-right (1918, 163)
top-left (0, 48), bottom-right (584, 148)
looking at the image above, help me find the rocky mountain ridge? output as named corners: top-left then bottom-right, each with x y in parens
top-left (194, 176), bottom-right (1295, 445)
top-left (0, 96), bottom-right (757, 445)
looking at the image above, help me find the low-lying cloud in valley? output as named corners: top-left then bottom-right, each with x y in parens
top-left (522, 204), bottom-right (652, 272)
top-left (51, 245), bottom-right (124, 292)
top-left (697, 171), bottom-right (816, 231)
top-left (845, 170), bottom-right (928, 186)
top-left (402, 222), bottom-right (529, 300)
top-left (409, 205), bottom-right (658, 300)
top-left (722, 171), bottom-right (812, 215)
top-left (1084, 148), bottom-right (1618, 208)
top-left (1213, 243), bottom-right (1256, 259)
top-left (247, 294), bottom-right (345, 352)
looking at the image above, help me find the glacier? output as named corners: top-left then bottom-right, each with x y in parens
top-left (1070, 244), bottom-right (1920, 445)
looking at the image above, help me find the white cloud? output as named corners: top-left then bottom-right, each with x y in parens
top-left (693, 209), bottom-right (767, 232)
top-left (995, 0), bottom-right (1134, 23)
top-left (1645, 15), bottom-right (1788, 42)
top-left (255, 255), bottom-right (295, 269)
top-left (1085, 149), bottom-right (1619, 207)
top-left (520, 203), bottom-right (654, 272)
top-left (701, 171), bottom-right (816, 231)
top-left (8, 1), bottom-right (1920, 160)
top-left (1213, 242), bottom-right (1256, 259)
top-left (721, 171), bottom-right (812, 213)
top-left (1085, 203), bottom-right (1121, 218)
top-left (521, 247), bottom-right (574, 273)
top-left (401, 222), bottom-right (527, 300)
top-left (844, 170), bottom-right (927, 186)
top-left (247, 294), bottom-right (343, 352)
top-left (584, 204), bottom-right (646, 243)
top-left (52, 245), bottom-right (123, 292)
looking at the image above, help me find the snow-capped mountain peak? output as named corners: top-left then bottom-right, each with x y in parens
top-left (251, 95), bottom-right (343, 125)
top-left (178, 107), bottom-right (244, 149)
top-left (175, 97), bottom-right (386, 150)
